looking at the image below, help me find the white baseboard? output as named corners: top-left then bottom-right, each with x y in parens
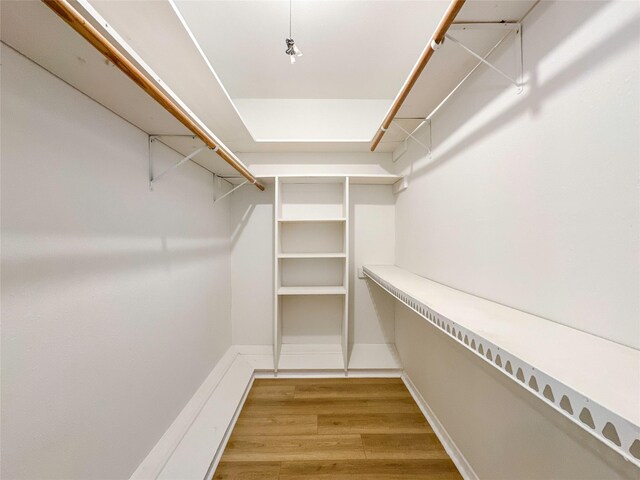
top-left (401, 372), bottom-right (479, 480)
top-left (202, 372), bottom-right (256, 480)
top-left (130, 346), bottom-right (241, 480)
top-left (158, 354), bottom-right (254, 480)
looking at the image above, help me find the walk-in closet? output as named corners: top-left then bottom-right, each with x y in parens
top-left (1, 1), bottom-right (638, 479)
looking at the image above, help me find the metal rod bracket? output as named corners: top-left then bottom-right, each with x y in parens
top-left (392, 120), bottom-right (432, 158)
top-left (148, 135), bottom-right (206, 189)
top-left (213, 180), bottom-right (250, 205)
top-left (445, 29), bottom-right (522, 89)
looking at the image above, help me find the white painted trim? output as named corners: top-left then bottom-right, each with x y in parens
top-left (401, 373), bottom-right (479, 480)
top-left (130, 346), bottom-right (240, 479)
top-left (203, 375), bottom-right (256, 480)
top-left (157, 356), bottom-right (254, 480)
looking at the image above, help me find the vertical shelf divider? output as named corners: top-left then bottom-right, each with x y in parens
top-left (273, 176), bottom-right (281, 374)
top-left (342, 177), bottom-right (350, 374)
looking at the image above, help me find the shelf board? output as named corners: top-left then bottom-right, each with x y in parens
top-left (278, 218), bottom-right (347, 223)
top-left (363, 265), bottom-right (640, 466)
top-left (278, 253), bottom-right (346, 259)
top-left (235, 174), bottom-right (402, 185)
top-left (277, 345), bottom-right (344, 370)
top-left (278, 286), bottom-right (346, 296)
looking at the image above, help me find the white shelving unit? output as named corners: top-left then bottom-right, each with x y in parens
top-left (363, 265), bottom-right (640, 466)
top-left (274, 176), bottom-right (350, 373)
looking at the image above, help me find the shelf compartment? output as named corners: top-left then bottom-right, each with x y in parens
top-left (276, 344), bottom-right (344, 370)
top-left (279, 221), bottom-right (344, 255)
top-left (280, 296), bottom-right (344, 345)
top-left (363, 265), bottom-right (640, 466)
top-left (279, 181), bottom-right (346, 220)
top-left (280, 257), bottom-right (344, 288)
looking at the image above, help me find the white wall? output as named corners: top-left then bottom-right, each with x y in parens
top-left (349, 185), bottom-right (396, 345)
top-left (392, 1), bottom-right (639, 477)
top-left (1, 45), bottom-right (233, 479)
top-left (394, 0), bottom-right (640, 349)
top-left (230, 182), bottom-right (275, 345)
top-left (230, 154), bottom-right (396, 346)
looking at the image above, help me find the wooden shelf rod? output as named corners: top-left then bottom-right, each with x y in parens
top-left (370, 0), bottom-right (466, 151)
top-left (42, 0), bottom-right (265, 191)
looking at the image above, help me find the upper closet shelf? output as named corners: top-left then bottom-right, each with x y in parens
top-left (2, 0), bottom-right (261, 181)
top-left (372, 0), bottom-right (537, 152)
top-left (227, 174), bottom-right (401, 186)
top-left (363, 265), bottom-right (640, 466)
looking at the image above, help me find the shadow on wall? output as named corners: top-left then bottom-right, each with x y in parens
top-left (1, 136), bottom-right (232, 289)
top-left (407, 1), bottom-right (639, 181)
top-left (1, 236), bottom-right (228, 289)
top-left (229, 183), bottom-right (273, 250)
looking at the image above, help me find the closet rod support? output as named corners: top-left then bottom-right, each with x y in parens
top-left (445, 33), bottom-right (521, 89)
top-left (392, 120), bottom-right (432, 158)
top-left (213, 180), bottom-right (249, 205)
top-left (149, 136), bottom-right (206, 189)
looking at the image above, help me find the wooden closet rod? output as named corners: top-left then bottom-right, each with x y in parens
top-left (370, 0), bottom-right (466, 151)
top-left (42, 0), bottom-right (265, 191)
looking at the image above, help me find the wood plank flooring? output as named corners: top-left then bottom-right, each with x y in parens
top-left (214, 378), bottom-right (462, 479)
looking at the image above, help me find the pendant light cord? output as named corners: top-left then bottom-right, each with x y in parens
top-left (289, 0), bottom-right (292, 37)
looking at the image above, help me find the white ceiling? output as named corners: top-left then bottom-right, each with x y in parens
top-left (173, 0), bottom-right (451, 100)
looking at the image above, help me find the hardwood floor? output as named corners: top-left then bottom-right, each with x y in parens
top-left (213, 378), bottom-right (462, 479)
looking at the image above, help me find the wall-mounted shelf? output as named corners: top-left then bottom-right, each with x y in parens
top-left (363, 265), bottom-right (640, 467)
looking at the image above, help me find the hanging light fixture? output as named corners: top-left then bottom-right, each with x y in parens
top-left (285, 0), bottom-right (302, 64)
